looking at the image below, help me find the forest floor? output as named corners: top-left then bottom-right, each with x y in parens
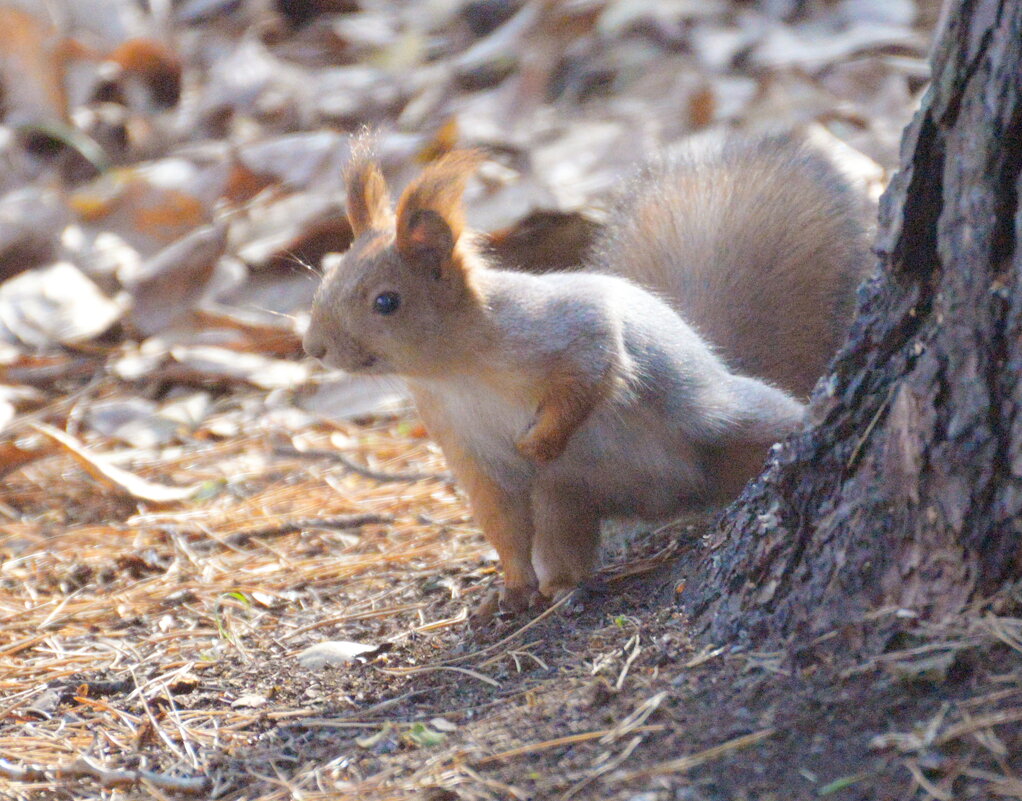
top-left (1, 0), bottom-right (1020, 799)
top-left (3, 395), bottom-right (1022, 801)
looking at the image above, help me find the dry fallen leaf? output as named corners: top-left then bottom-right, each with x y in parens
top-left (233, 191), bottom-right (350, 271)
top-left (69, 162), bottom-right (222, 256)
top-left (0, 7), bottom-right (68, 128)
top-left (294, 374), bottom-right (410, 420)
top-left (125, 222), bottom-right (228, 338)
top-left (170, 345), bottom-right (311, 389)
top-left (230, 694), bottom-right (268, 709)
top-left (751, 20), bottom-right (925, 71)
top-left (84, 397), bottom-right (179, 448)
top-left (193, 304), bottom-right (303, 357)
top-left (236, 131), bottom-right (348, 192)
top-left (0, 437), bottom-right (55, 479)
top-left (0, 188), bottom-right (71, 282)
top-left (108, 38), bottom-right (183, 110)
top-left (297, 640), bottom-right (381, 669)
top-left (0, 262), bottom-right (124, 348)
top-left (31, 422), bottom-right (205, 505)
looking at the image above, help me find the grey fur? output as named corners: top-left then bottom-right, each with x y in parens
top-left (305, 133), bottom-right (868, 600)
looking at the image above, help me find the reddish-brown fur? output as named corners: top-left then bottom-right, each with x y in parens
top-left (395, 150), bottom-right (484, 262)
top-left (305, 136), bottom-right (869, 618)
top-left (345, 156), bottom-right (393, 236)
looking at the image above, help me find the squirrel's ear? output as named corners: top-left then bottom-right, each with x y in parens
top-left (345, 153), bottom-right (393, 237)
top-left (395, 150), bottom-right (483, 267)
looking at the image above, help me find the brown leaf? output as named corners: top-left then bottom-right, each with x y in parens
top-left (486, 211), bottom-right (600, 273)
top-left (0, 438), bottom-right (55, 480)
top-left (236, 131), bottom-right (348, 191)
top-left (193, 304), bottom-right (303, 357)
top-left (688, 85), bottom-right (716, 129)
top-left (31, 422), bottom-right (204, 505)
top-left (0, 7), bottom-right (68, 127)
top-left (234, 192), bottom-right (350, 271)
top-left (69, 162), bottom-right (223, 256)
top-left (0, 188), bottom-right (71, 282)
top-left (125, 222), bottom-right (228, 338)
top-left (108, 38), bottom-right (183, 108)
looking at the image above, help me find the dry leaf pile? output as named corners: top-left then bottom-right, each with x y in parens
top-left (5, 2), bottom-right (1016, 801)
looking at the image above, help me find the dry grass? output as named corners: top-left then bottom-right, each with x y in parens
top-left (2, 378), bottom-right (1021, 800)
top-left (0, 378), bottom-right (696, 800)
top-left (0, 379), bottom-right (501, 799)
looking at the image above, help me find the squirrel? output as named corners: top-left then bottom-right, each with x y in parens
top-left (303, 135), bottom-right (869, 618)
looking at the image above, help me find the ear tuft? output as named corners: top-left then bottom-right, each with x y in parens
top-left (395, 150), bottom-right (484, 262)
top-left (344, 135), bottom-right (393, 237)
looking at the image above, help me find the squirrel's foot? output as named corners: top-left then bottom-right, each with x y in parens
top-left (468, 588), bottom-right (501, 629)
top-left (498, 583), bottom-right (542, 617)
top-left (468, 583), bottom-right (541, 631)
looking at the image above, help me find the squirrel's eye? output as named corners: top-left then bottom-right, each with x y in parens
top-left (373, 291), bottom-right (401, 315)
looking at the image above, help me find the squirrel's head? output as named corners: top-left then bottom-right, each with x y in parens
top-left (303, 145), bottom-right (484, 376)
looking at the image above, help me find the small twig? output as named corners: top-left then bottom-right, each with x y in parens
top-left (599, 692), bottom-right (666, 744)
top-left (0, 756), bottom-right (210, 795)
top-left (474, 725), bottom-right (666, 766)
top-left (283, 602), bottom-right (426, 640)
top-left (327, 688), bottom-right (433, 721)
top-left (936, 707), bottom-right (1022, 745)
top-left (905, 759), bottom-right (953, 801)
top-left (682, 645), bottom-right (726, 668)
top-left (615, 634), bottom-right (642, 690)
top-left (273, 444), bottom-right (450, 483)
top-left (559, 734), bottom-right (645, 801)
top-left (375, 664), bottom-right (500, 688)
top-left (188, 513), bottom-right (393, 552)
top-left (459, 764), bottom-right (531, 801)
top-left (616, 727), bottom-right (775, 780)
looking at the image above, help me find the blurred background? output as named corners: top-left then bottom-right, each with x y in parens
top-left (0, 0), bottom-right (937, 474)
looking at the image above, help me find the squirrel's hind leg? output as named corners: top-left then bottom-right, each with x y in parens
top-left (530, 484), bottom-right (601, 599)
top-left (450, 456), bottom-right (539, 619)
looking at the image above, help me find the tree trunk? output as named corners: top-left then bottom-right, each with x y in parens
top-left (683, 0), bottom-right (1022, 648)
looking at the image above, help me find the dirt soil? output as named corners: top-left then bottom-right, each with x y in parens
top-left (3, 408), bottom-right (1021, 800)
top-left (2, 1), bottom-right (1021, 799)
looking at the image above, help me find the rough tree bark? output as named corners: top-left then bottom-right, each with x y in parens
top-left (684, 0), bottom-right (1022, 648)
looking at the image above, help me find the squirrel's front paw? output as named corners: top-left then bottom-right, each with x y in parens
top-left (516, 426), bottom-right (568, 463)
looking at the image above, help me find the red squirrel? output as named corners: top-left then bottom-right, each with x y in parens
top-left (303, 135), bottom-right (869, 617)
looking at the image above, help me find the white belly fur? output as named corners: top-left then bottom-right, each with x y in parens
top-left (410, 378), bottom-right (537, 487)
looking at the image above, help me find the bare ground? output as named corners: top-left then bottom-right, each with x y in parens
top-left (2, 393), bottom-right (1020, 800)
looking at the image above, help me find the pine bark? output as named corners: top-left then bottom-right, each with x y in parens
top-left (684, 0), bottom-right (1022, 647)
